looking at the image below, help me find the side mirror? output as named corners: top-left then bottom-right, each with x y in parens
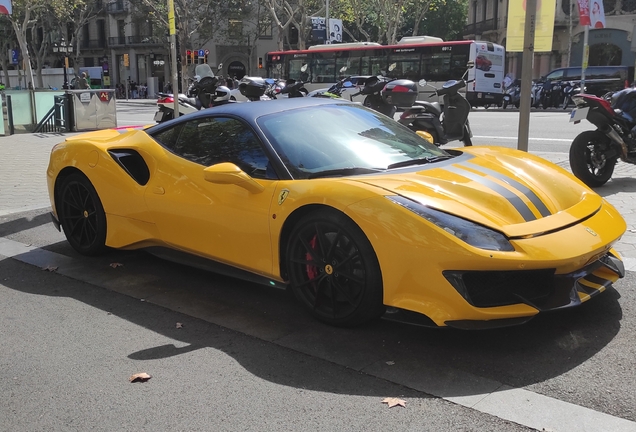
top-left (418, 79), bottom-right (427, 87)
top-left (301, 64), bottom-right (308, 72)
top-left (203, 163), bottom-right (264, 194)
top-left (388, 63), bottom-right (397, 72)
top-left (466, 61), bottom-right (475, 68)
top-left (218, 63), bottom-right (223, 70)
top-left (339, 66), bottom-right (348, 73)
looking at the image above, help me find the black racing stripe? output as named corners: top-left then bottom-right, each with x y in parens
top-left (460, 162), bottom-right (552, 218)
top-left (583, 274), bottom-right (612, 288)
top-left (577, 282), bottom-right (597, 296)
top-left (444, 165), bottom-right (537, 222)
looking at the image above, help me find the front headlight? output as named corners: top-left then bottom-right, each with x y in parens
top-left (387, 196), bottom-right (514, 252)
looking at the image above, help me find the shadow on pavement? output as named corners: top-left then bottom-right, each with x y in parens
top-left (0, 241), bottom-right (625, 400)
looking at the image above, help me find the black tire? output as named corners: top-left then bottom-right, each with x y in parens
top-left (562, 97), bottom-right (569, 110)
top-left (286, 209), bottom-right (384, 326)
top-left (569, 130), bottom-right (617, 188)
top-left (502, 100), bottom-right (508, 109)
top-left (462, 125), bottom-right (473, 146)
top-left (58, 172), bottom-right (107, 256)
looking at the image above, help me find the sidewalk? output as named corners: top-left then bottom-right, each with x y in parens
top-left (1, 133), bottom-right (635, 269)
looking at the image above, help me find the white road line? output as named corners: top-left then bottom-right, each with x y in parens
top-left (0, 205), bottom-right (51, 217)
top-left (474, 135), bottom-right (573, 142)
top-left (1, 236), bottom-right (635, 432)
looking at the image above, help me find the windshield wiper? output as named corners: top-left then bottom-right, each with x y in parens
top-left (308, 167), bottom-right (384, 179)
top-left (387, 155), bottom-right (453, 170)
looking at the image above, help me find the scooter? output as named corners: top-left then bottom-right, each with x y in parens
top-left (153, 64), bottom-right (221, 123)
top-left (502, 79), bottom-right (521, 109)
top-left (561, 81), bottom-right (583, 110)
top-left (398, 62), bottom-right (475, 146)
top-left (348, 64), bottom-right (403, 117)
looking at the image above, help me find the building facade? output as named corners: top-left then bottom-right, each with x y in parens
top-left (463, 0), bottom-right (636, 79)
top-left (72, 0), bottom-right (280, 95)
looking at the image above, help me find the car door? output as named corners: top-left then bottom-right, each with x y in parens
top-left (144, 115), bottom-right (279, 275)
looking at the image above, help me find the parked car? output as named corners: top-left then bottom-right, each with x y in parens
top-left (543, 65), bottom-right (633, 97)
top-left (46, 98), bottom-right (626, 328)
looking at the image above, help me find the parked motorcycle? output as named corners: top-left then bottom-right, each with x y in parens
top-left (561, 81), bottom-right (583, 110)
top-left (502, 79), bottom-right (521, 109)
top-left (397, 62), bottom-right (475, 146)
top-left (154, 64), bottom-right (222, 122)
top-left (568, 89), bottom-right (636, 187)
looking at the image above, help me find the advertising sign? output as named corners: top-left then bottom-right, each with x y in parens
top-left (0, 0), bottom-right (12, 15)
top-left (311, 17), bottom-right (326, 44)
top-left (329, 19), bottom-right (343, 43)
top-left (506, 0), bottom-right (557, 52)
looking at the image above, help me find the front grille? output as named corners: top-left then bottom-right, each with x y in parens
top-left (443, 252), bottom-right (622, 311)
top-left (444, 269), bottom-right (555, 308)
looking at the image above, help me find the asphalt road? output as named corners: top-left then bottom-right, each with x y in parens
top-left (1, 103), bottom-right (635, 431)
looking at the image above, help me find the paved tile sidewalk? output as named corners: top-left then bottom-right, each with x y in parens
top-left (1, 134), bottom-right (634, 267)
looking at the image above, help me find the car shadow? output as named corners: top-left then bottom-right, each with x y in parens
top-left (0, 212), bottom-right (52, 237)
top-left (1, 237), bottom-right (627, 401)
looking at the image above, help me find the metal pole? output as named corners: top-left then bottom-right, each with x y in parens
top-left (325, 0), bottom-right (330, 44)
top-left (517, 0), bottom-right (537, 152)
top-left (168, 0), bottom-right (179, 117)
top-left (581, 25), bottom-right (589, 90)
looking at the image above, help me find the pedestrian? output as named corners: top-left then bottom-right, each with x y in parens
top-left (78, 72), bottom-right (90, 89)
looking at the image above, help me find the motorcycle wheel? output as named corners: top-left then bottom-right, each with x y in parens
top-left (562, 97), bottom-right (569, 110)
top-left (569, 130), bottom-right (617, 188)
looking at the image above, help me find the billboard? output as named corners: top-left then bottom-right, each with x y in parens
top-left (506, 0), bottom-right (557, 52)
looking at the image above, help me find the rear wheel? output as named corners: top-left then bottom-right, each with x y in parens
top-left (502, 100), bottom-right (509, 109)
top-left (58, 172), bottom-right (107, 255)
top-left (286, 209), bottom-right (384, 326)
top-left (569, 130), bottom-right (617, 187)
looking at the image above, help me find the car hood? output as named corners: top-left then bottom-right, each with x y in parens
top-left (354, 147), bottom-right (602, 238)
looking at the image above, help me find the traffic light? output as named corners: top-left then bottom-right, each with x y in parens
top-left (258, 57), bottom-right (263, 69)
top-left (186, 50), bottom-right (192, 65)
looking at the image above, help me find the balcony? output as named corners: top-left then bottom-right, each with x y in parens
top-left (106, 0), bottom-right (126, 13)
top-left (127, 35), bottom-right (163, 46)
top-left (81, 39), bottom-right (108, 49)
top-left (108, 36), bottom-right (126, 46)
top-left (463, 18), bottom-right (497, 37)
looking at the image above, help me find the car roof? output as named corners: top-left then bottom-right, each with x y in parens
top-left (147, 97), bottom-right (355, 134)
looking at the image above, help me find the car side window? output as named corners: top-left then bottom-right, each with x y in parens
top-left (152, 123), bottom-right (186, 152)
top-left (172, 117), bottom-right (275, 179)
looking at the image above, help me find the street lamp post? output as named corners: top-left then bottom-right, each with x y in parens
top-left (52, 38), bottom-right (73, 89)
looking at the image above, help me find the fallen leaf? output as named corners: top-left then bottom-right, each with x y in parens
top-left (386, 361), bottom-right (395, 365)
top-left (176, 322), bottom-right (183, 329)
top-left (382, 397), bottom-right (406, 408)
top-left (42, 266), bottom-right (58, 272)
top-left (110, 262), bottom-right (124, 268)
top-left (129, 372), bottom-right (152, 383)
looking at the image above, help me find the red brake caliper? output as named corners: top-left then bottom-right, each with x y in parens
top-left (306, 235), bottom-right (318, 280)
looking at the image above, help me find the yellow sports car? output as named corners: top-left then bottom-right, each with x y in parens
top-left (47, 98), bottom-right (626, 328)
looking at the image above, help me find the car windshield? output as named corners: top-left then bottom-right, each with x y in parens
top-left (257, 104), bottom-right (450, 179)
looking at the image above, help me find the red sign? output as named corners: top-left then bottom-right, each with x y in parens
top-left (577, 0), bottom-right (591, 26)
top-left (98, 92), bottom-right (112, 102)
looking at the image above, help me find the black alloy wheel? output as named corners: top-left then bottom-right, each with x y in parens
top-left (286, 209), bottom-right (384, 326)
top-left (569, 130), bottom-right (617, 188)
top-left (59, 172), bottom-right (107, 256)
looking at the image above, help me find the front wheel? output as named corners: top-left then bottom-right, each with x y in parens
top-left (562, 97), bottom-right (569, 110)
top-left (286, 209), bottom-right (384, 326)
top-left (502, 100), bottom-right (509, 109)
top-left (569, 130), bottom-right (617, 187)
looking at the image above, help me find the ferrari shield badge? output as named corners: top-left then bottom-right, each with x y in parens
top-left (278, 189), bottom-right (290, 205)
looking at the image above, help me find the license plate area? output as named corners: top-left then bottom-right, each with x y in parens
top-left (569, 106), bottom-right (589, 123)
top-left (153, 111), bottom-right (164, 122)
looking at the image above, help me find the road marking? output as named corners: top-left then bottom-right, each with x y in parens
top-left (474, 135), bottom-right (572, 142)
top-left (1, 235), bottom-right (636, 432)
